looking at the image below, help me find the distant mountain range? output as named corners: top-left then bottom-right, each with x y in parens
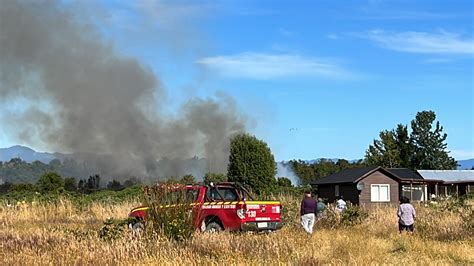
top-left (0, 145), bottom-right (58, 163)
top-left (1, 145), bottom-right (473, 170)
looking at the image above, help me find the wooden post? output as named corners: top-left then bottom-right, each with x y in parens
top-left (422, 184), bottom-right (429, 201)
top-left (410, 182), bottom-right (413, 201)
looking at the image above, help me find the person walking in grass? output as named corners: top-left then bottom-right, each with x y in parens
top-left (300, 190), bottom-right (317, 234)
top-left (316, 198), bottom-right (326, 219)
top-left (398, 196), bottom-right (416, 233)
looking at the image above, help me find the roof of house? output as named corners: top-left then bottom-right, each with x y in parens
top-left (311, 167), bottom-right (423, 185)
top-left (386, 168), bottom-right (424, 180)
top-left (311, 166), bottom-right (380, 185)
top-left (417, 170), bottom-right (474, 183)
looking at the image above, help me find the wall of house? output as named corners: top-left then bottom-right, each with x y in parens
top-left (317, 185), bottom-right (335, 202)
top-left (359, 171), bottom-right (399, 205)
top-left (339, 184), bottom-right (360, 204)
top-left (316, 184), bottom-right (359, 204)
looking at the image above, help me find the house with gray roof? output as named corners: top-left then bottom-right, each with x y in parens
top-left (417, 170), bottom-right (474, 197)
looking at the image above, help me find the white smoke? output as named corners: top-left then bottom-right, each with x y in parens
top-left (275, 162), bottom-right (300, 186)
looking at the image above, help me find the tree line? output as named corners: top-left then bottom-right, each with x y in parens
top-left (0, 157), bottom-right (95, 184)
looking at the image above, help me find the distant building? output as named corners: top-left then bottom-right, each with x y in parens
top-left (417, 170), bottom-right (474, 197)
top-left (311, 168), bottom-right (474, 206)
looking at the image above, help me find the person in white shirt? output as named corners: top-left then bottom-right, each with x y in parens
top-left (336, 196), bottom-right (347, 212)
top-left (398, 196), bottom-right (416, 233)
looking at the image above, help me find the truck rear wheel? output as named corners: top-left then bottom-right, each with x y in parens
top-left (205, 222), bottom-right (223, 233)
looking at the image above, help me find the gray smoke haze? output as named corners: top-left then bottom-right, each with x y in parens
top-left (0, 1), bottom-right (246, 180)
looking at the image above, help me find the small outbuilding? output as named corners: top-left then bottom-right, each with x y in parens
top-left (311, 166), bottom-right (432, 206)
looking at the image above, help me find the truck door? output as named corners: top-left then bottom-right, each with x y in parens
top-left (203, 185), bottom-right (241, 230)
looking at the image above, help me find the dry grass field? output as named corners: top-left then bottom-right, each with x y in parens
top-left (0, 196), bottom-right (473, 265)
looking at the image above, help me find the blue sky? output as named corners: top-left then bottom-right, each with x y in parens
top-left (1, 0), bottom-right (473, 161)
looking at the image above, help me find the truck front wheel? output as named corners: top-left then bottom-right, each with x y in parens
top-left (205, 222), bottom-right (223, 233)
top-left (129, 219), bottom-right (145, 233)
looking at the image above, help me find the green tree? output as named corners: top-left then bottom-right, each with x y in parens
top-left (9, 183), bottom-right (37, 193)
top-left (410, 111), bottom-right (457, 170)
top-left (78, 174), bottom-right (101, 193)
top-left (180, 174), bottom-right (196, 184)
top-left (165, 176), bottom-right (179, 184)
top-left (124, 177), bottom-right (141, 187)
top-left (289, 160), bottom-right (314, 185)
top-left (276, 177), bottom-right (292, 187)
top-left (227, 134), bottom-right (276, 194)
top-left (37, 172), bottom-right (64, 193)
top-left (365, 130), bottom-right (401, 168)
top-left (203, 172), bottom-right (227, 184)
top-left (107, 179), bottom-right (123, 191)
top-left (335, 159), bottom-right (350, 170)
top-left (64, 177), bottom-right (77, 191)
top-left (365, 110), bottom-right (456, 170)
top-left (394, 124), bottom-right (413, 168)
top-left (0, 181), bottom-right (12, 194)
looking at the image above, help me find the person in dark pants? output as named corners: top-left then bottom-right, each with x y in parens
top-left (300, 191), bottom-right (317, 234)
top-left (398, 196), bottom-right (416, 233)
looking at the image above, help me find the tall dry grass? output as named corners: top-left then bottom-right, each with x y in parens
top-left (0, 196), bottom-right (472, 265)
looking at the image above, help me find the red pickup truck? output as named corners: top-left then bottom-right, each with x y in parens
top-left (128, 182), bottom-right (283, 232)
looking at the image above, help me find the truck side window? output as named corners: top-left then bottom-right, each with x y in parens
top-left (206, 187), bottom-right (223, 201)
top-left (217, 187), bottom-right (238, 201)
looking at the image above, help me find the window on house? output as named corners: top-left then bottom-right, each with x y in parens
top-left (335, 185), bottom-right (340, 197)
top-left (371, 184), bottom-right (390, 202)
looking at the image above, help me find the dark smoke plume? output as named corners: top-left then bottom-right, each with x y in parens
top-left (0, 1), bottom-right (246, 180)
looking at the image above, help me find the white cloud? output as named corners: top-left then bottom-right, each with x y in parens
top-left (366, 30), bottom-right (474, 55)
top-left (196, 52), bottom-right (354, 80)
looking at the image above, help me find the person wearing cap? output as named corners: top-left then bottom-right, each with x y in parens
top-left (300, 190), bottom-right (317, 234)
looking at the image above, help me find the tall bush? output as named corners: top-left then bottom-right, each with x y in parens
top-left (143, 183), bottom-right (196, 241)
top-left (227, 133), bottom-right (277, 194)
top-left (37, 172), bottom-right (64, 193)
